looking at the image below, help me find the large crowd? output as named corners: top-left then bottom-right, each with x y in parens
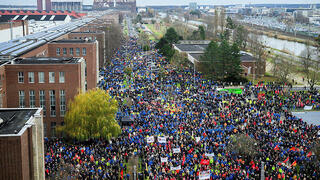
top-left (45, 38), bottom-right (320, 179)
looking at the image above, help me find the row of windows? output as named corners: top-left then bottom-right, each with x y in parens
top-left (73, 36), bottom-right (96, 41)
top-left (56, 47), bottom-right (86, 56)
top-left (18, 90), bottom-right (66, 117)
top-left (18, 72), bottom-right (65, 84)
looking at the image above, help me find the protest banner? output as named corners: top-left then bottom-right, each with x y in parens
top-left (170, 165), bottom-right (181, 171)
top-left (304, 105), bottom-right (312, 110)
top-left (205, 153), bottom-right (215, 157)
top-left (146, 136), bottom-right (154, 143)
top-left (173, 148), bottom-right (181, 153)
top-left (199, 170), bottom-right (211, 180)
top-left (158, 136), bottom-right (166, 143)
top-left (196, 137), bottom-right (201, 143)
top-left (160, 157), bottom-right (168, 163)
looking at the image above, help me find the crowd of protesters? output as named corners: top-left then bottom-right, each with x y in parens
top-left (45, 38), bottom-right (320, 179)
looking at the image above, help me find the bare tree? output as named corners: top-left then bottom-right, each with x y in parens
top-left (250, 34), bottom-right (266, 77)
top-left (138, 31), bottom-right (150, 49)
top-left (220, 8), bottom-right (226, 33)
top-left (214, 9), bottom-right (219, 39)
top-left (227, 134), bottom-right (259, 158)
top-left (301, 43), bottom-right (319, 90)
top-left (103, 23), bottom-right (123, 63)
top-left (170, 50), bottom-right (189, 69)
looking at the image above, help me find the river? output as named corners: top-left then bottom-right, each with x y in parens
top-left (259, 34), bottom-right (317, 57)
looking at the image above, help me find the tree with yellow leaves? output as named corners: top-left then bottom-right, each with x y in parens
top-left (61, 88), bottom-right (121, 141)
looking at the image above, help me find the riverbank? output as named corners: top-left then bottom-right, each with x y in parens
top-left (245, 24), bottom-right (317, 46)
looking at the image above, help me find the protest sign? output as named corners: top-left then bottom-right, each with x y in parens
top-left (160, 157), bottom-right (168, 163)
top-left (173, 148), bottom-right (181, 153)
top-left (158, 136), bottom-right (166, 143)
top-left (170, 165), bottom-right (181, 171)
top-left (146, 136), bottom-right (154, 143)
top-left (199, 170), bottom-right (211, 180)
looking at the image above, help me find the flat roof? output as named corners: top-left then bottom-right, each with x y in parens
top-left (0, 109), bottom-right (37, 135)
top-left (51, 39), bottom-right (96, 43)
top-left (189, 52), bottom-right (256, 62)
top-left (175, 44), bottom-right (208, 52)
top-left (70, 31), bottom-right (104, 34)
top-left (12, 57), bottom-right (83, 64)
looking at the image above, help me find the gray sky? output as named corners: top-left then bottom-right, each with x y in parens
top-left (0, 0), bottom-right (318, 6)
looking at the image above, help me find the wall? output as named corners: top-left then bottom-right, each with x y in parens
top-left (47, 41), bottom-right (98, 90)
top-left (68, 32), bottom-right (106, 68)
top-left (0, 132), bottom-right (30, 180)
top-left (4, 63), bottom-right (83, 136)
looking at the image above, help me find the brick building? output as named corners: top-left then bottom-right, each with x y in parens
top-left (173, 41), bottom-right (263, 76)
top-left (2, 57), bottom-right (86, 136)
top-left (0, 108), bottom-right (44, 180)
top-left (68, 31), bottom-right (106, 68)
top-left (47, 39), bottom-right (99, 90)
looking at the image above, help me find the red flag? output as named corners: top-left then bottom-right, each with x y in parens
top-left (291, 161), bottom-right (297, 167)
top-left (200, 159), bottom-right (210, 165)
top-left (121, 169), bottom-right (123, 179)
top-left (274, 145), bottom-right (280, 151)
top-left (307, 151), bottom-right (312, 157)
top-left (182, 154), bottom-right (186, 166)
top-left (283, 157), bottom-right (289, 163)
top-left (289, 147), bottom-right (296, 151)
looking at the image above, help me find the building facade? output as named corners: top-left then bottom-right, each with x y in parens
top-left (37, 0), bottom-right (52, 11)
top-left (51, 0), bottom-right (83, 11)
top-left (0, 108), bottom-right (44, 180)
top-left (68, 31), bottom-right (106, 68)
top-left (2, 57), bottom-right (86, 137)
top-left (47, 39), bottom-right (99, 90)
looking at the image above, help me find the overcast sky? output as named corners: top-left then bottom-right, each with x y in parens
top-left (0, 0), bottom-right (318, 6)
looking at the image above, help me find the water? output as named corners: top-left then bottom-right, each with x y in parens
top-left (292, 111), bottom-right (320, 126)
top-left (259, 34), bottom-right (317, 57)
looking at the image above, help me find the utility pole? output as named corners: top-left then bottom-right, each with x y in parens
top-left (10, 20), bottom-right (13, 40)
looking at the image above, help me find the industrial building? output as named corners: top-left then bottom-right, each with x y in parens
top-left (37, 0), bottom-right (52, 11)
top-left (2, 57), bottom-right (86, 137)
top-left (47, 39), bottom-right (99, 90)
top-left (68, 31), bottom-right (106, 68)
top-left (93, 0), bottom-right (136, 12)
top-left (0, 108), bottom-right (44, 180)
top-left (51, 0), bottom-right (83, 11)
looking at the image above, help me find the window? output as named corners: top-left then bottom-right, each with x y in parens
top-left (39, 90), bottom-right (46, 116)
top-left (38, 72), bottom-right (44, 83)
top-left (56, 48), bottom-right (60, 56)
top-left (82, 47), bottom-right (86, 56)
top-left (29, 90), bottom-right (35, 108)
top-left (18, 72), bottom-right (24, 83)
top-left (60, 90), bottom-right (66, 117)
top-left (70, 48), bottom-right (74, 55)
top-left (49, 72), bottom-right (55, 83)
top-left (49, 90), bottom-right (56, 117)
top-left (76, 48), bottom-right (80, 56)
top-left (19, 90), bottom-right (25, 108)
top-left (59, 72), bottom-right (65, 83)
top-left (28, 72), bottom-right (34, 83)
top-left (51, 122), bottom-right (56, 137)
top-left (63, 48), bottom-right (67, 55)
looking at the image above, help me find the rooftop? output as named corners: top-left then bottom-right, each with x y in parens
top-left (12, 57), bottom-right (83, 64)
top-left (0, 15), bottom-right (71, 22)
top-left (0, 17), bottom-right (94, 59)
top-left (70, 31), bottom-right (104, 34)
top-left (51, 39), bottom-right (96, 43)
top-left (0, 109), bottom-right (37, 135)
top-left (174, 44), bottom-right (208, 52)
